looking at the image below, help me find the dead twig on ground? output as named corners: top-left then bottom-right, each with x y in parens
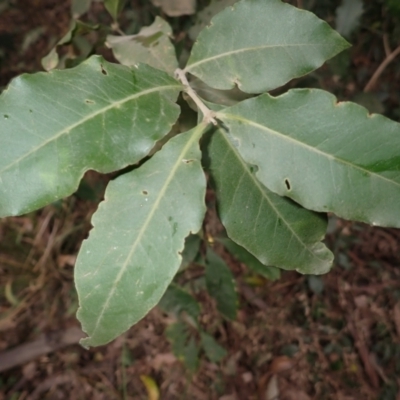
top-left (0, 327), bottom-right (84, 372)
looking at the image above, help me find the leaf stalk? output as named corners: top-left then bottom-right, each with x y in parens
top-left (174, 68), bottom-right (217, 125)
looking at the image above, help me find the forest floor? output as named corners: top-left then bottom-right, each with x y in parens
top-left (1, 1), bottom-right (400, 399)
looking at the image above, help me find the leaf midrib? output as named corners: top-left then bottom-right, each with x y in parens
top-left (219, 129), bottom-right (327, 263)
top-left (219, 113), bottom-right (400, 190)
top-left (0, 84), bottom-right (182, 176)
top-left (88, 124), bottom-right (206, 340)
top-left (185, 43), bottom-right (329, 72)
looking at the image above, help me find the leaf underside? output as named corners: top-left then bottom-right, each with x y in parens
top-left (151, 0), bottom-right (196, 17)
top-left (75, 126), bottom-right (206, 347)
top-left (185, 0), bottom-right (350, 93)
top-left (206, 128), bottom-right (333, 274)
top-left (190, 76), bottom-right (252, 107)
top-left (217, 89), bottom-right (400, 228)
top-left (107, 17), bottom-right (178, 75)
top-left (0, 56), bottom-right (182, 217)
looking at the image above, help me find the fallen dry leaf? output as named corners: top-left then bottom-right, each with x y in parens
top-left (57, 254), bottom-right (76, 268)
top-left (22, 361), bottom-right (36, 380)
top-left (152, 352), bottom-right (177, 370)
top-left (269, 355), bottom-right (294, 374)
top-left (151, 0), bottom-right (196, 16)
top-left (265, 374), bottom-right (279, 400)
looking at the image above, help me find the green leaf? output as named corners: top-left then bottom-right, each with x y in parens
top-left (151, 0), bottom-right (196, 17)
top-left (75, 125), bottom-right (207, 347)
top-left (0, 56), bottom-right (182, 218)
top-left (205, 128), bottom-right (333, 274)
top-left (190, 76), bottom-right (252, 107)
top-left (42, 20), bottom-right (99, 71)
top-left (205, 248), bottom-right (237, 320)
top-left (185, 0), bottom-right (349, 93)
top-left (106, 17), bottom-right (178, 75)
top-left (179, 234), bottom-right (201, 270)
top-left (217, 89), bottom-right (400, 228)
top-left (307, 275), bottom-right (324, 295)
top-left (71, 0), bottom-right (92, 18)
top-left (41, 48), bottom-right (59, 72)
top-left (200, 331), bottom-right (227, 363)
top-left (182, 336), bottom-right (200, 373)
top-left (166, 322), bottom-right (188, 356)
top-left (217, 238), bottom-right (281, 280)
top-left (386, 0), bottom-right (400, 15)
top-left (159, 283), bottom-right (201, 321)
top-left (166, 322), bottom-right (199, 372)
top-left (188, 0), bottom-right (239, 40)
top-left (104, 0), bottom-right (126, 20)
top-left (335, 0), bottom-right (363, 38)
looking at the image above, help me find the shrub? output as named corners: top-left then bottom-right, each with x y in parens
top-left (1, 0), bottom-right (399, 348)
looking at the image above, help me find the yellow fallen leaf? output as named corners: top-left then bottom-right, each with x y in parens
top-left (140, 375), bottom-right (159, 400)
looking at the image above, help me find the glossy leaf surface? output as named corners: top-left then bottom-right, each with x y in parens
top-left (185, 0), bottom-right (349, 93)
top-left (0, 56), bottom-right (182, 217)
top-left (206, 128), bottom-right (333, 274)
top-left (75, 126), bottom-right (207, 347)
top-left (217, 89), bottom-right (400, 227)
top-left (106, 17), bottom-right (178, 75)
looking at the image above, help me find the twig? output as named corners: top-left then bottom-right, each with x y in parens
top-left (174, 69), bottom-right (217, 125)
top-left (239, 283), bottom-right (268, 311)
top-left (383, 34), bottom-right (391, 57)
top-left (364, 44), bottom-right (400, 92)
top-left (111, 22), bottom-right (125, 36)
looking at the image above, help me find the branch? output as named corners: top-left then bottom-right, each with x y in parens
top-left (383, 34), bottom-right (391, 57)
top-left (174, 69), bottom-right (217, 125)
top-left (364, 44), bottom-right (400, 93)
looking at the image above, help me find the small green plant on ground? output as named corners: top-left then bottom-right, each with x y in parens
top-left (0, 0), bottom-right (399, 349)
